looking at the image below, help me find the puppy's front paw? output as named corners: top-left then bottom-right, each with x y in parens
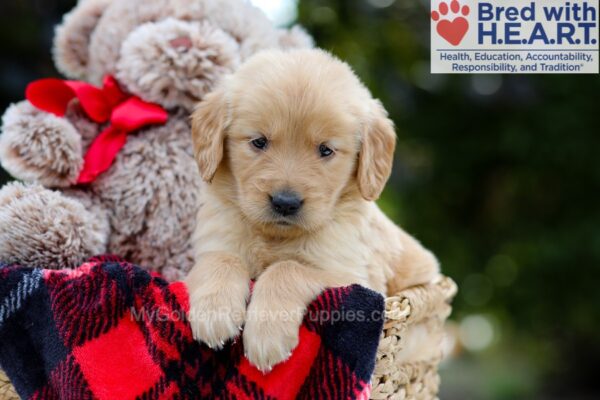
top-left (243, 301), bottom-right (303, 372)
top-left (188, 287), bottom-right (247, 349)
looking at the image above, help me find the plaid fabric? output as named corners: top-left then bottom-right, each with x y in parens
top-left (0, 256), bottom-right (384, 400)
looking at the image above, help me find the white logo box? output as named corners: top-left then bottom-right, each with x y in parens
top-left (431, 0), bottom-right (599, 74)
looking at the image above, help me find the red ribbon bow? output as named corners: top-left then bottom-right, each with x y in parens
top-left (26, 76), bottom-right (168, 184)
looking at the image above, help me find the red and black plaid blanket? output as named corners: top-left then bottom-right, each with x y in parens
top-left (0, 256), bottom-right (383, 399)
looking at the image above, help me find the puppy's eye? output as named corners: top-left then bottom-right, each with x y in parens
top-left (251, 137), bottom-right (268, 150)
top-left (319, 144), bottom-right (334, 158)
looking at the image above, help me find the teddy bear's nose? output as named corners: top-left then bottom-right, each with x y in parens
top-left (169, 36), bottom-right (193, 50)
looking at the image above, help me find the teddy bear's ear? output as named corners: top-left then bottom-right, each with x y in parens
top-left (277, 26), bottom-right (315, 49)
top-left (52, 0), bottom-right (113, 79)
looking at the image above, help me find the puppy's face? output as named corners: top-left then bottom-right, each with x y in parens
top-left (192, 49), bottom-right (396, 236)
top-left (225, 90), bottom-right (359, 234)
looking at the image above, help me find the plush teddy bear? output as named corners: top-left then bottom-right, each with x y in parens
top-left (0, 0), bottom-right (312, 281)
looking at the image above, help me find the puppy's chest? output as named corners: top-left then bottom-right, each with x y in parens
top-left (241, 239), bottom-right (309, 278)
top-left (239, 234), bottom-right (371, 282)
top-left (241, 238), bottom-right (338, 278)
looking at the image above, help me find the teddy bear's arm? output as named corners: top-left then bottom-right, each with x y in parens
top-left (0, 182), bottom-right (109, 269)
top-left (0, 100), bottom-right (97, 187)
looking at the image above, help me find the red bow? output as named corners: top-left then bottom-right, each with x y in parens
top-left (26, 76), bottom-right (168, 184)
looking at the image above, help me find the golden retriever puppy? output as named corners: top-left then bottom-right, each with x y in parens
top-left (186, 49), bottom-right (439, 372)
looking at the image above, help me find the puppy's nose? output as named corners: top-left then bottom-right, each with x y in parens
top-left (270, 191), bottom-right (303, 217)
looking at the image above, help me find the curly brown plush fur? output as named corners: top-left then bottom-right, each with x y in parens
top-left (0, 182), bottom-right (109, 268)
top-left (0, 0), bottom-right (313, 280)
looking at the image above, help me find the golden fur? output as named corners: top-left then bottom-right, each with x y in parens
top-left (186, 49), bottom-right (439, 371)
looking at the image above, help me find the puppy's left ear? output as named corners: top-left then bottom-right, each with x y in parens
top-left (357, 100), bottom-right (397, 201)
top-left (191, 86), bottom-right (230, 182)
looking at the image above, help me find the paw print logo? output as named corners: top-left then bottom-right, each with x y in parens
top-left (431, 0), bottom-right (470, 46)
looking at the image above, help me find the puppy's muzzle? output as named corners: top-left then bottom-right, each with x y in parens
top-left (270, 190), bottom-right (304, 217)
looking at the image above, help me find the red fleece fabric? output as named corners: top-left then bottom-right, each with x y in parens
top-left (0, 256), bottom-right (384, 399)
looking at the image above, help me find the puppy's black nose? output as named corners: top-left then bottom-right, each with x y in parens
top-left (270, 191), bottom-right (303, 217)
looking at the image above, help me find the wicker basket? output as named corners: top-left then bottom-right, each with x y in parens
top-left (0, 370), bottom-right (17, 400)
top-left (0, 276), bottom-right (456, 400)
top-left (371, 276), bottom-right (457, 399)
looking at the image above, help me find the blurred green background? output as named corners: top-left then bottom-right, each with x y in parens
top-left (1, 0), bottom-right (599, 399)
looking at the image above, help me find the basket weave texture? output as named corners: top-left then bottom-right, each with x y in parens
top-left (0, 370), bottom-right (17, 400)
top-left (371, 276), bottom-right (457, 400)
top-left (0, 276), bottom-right (456, 400)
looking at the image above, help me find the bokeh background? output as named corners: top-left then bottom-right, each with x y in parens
top-left (1, 0), bottom-right (599, 399)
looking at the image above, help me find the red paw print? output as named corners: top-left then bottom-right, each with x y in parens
top-left (431, 0), bottom-right (470, 46)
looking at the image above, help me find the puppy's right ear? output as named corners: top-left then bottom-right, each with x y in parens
top-left (191, 87), bottom-right (230, 182)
